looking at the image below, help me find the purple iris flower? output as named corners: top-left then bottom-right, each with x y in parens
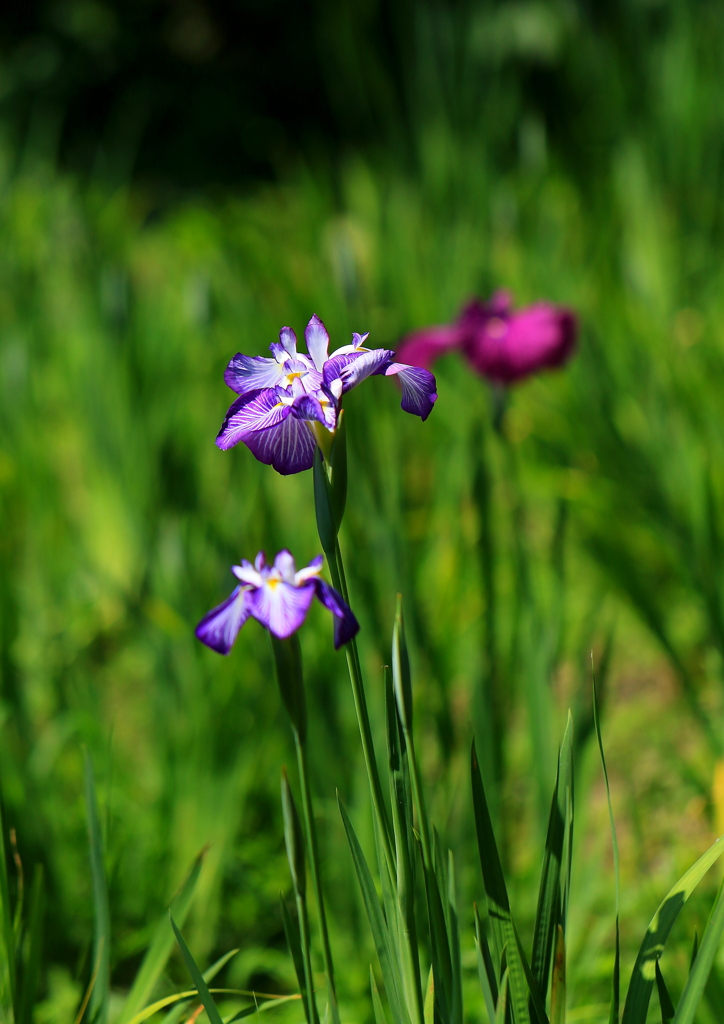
top-left (216, 315), bottom-right (437, 474)
top-left (396, 291), bottom-right (577, 385)
top-left (196, 550), bottom-right (359, 654)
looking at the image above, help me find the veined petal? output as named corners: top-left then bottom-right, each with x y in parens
top-left (340, 348), bottom-right (394, 390)
top-left (243, 415), bottom-right (316, 474)
top-left (273, 549), bottom-right (297, 584)
top-left (384, 363), bottom-right (438, 421)
top-left (314, 579), bottom-right (360, 649)
top-left (250, 580), bottom-right (316, 638)
top-left (224, 353), bottom-right (285, 395)
top-left (215, 390), bottom-right (290, 451)
top-left (290, 391), bottom-right (327, 423)
top-left (232, 561), bottom-right (263, 587)
top-left (279, 326), bottom-right (298, 355)
top-left (294, 554), bottom-right (324, 585)
top-left (195, 586), bottom-right (251, 655)
top-left (305, 314), bottom-right (330, 371)
top-left (255, 552), bottom-right (267, 571)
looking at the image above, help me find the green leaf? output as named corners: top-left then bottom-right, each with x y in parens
top-left (474, 904), bottom-right (498, 1023)
top-left (313, 448), bottom-right (337, 558)
top-left (672, 877), bottom-right (724, 1024)
top-left (371, 968), bottom-right (389, 1024)
top-left (392, 597), bottom-right (413, 732)
top-left (280, 894), bottom-right (308, 1014)
top-left (338, 796), bottom-right (410, 1024)
top-left (621, 835), bottom-right (724, 1024)
top-left (531, 714), bottom-right (573, 1004)
top-left (170, 915), bottom-right (225, 1024)
top-left (471, 742), bottom-right (532, 1024)
top-left (655, 962), bottom-right (674, 1024)
top-left (549, 926), bottom-right (565, 1024)
top-left (159, 951), bottom-right (241, 1024)
top-left (496, 970), bottom-right (509, 1024)
top-left (118, 849), bottom-right (205, 1024)
top-left (281, 769), bottom-right (306, 898)
top-left (84, 750), bottom-right (110, 1024)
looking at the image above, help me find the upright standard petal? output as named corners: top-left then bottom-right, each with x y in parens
top-left (224, 354), bottom-right (285, 395)
top-left (279, 326), bottom-right (298, 355)
top-left (215, 389), bottom-right (290, 451)
top-left (305, 315), bottom-right (330, 371)
top-left (195, 586), bottom-right (251, 655)
top-left (242, 414), bottom-right (317, 474)
top-left (314, 579), bottom-right (359, 648)
top-left (384, 363), bottom-right (438, 421)
top-left (273, 549), bottom-right (297, 584)
top-left (250, 580), bottom-right (316, 638)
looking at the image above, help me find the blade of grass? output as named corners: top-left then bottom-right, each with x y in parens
top-left (159, 951), bottom-right (242, 1024)
top-left (118, 849), bottom-right (206, 1023)
top-left (531, 714), bottom-right (573, 1003)
top-left (471, 741), bottom-right (535, 1024)
top-left (621, 836), bottom-right (724, 1023)
top-left (84, 750), bottom-right (110, 1024)
top-left (280, 894), bottom-right (308, 1014)
top-left (655, 962), bottom-right (674, 1024)
top-left (474, 905), bottom-right (497, 1024)
top-left (549, 926), bottom-right (565, 1024)
top-left (671, 877), bottom-right (724, 1024)
top-left (170, 915), bottom-right (224, 1024)
top-left (371, 968), bottom-right (389, 1024)
top-left (338, 795), bottom-right (410, 1024)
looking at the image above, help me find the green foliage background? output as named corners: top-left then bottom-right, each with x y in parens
top-left (3, 1), bottom-right (724, 1020)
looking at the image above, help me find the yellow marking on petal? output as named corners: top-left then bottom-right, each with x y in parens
top-left (267, 578), bottom-right (279, 590)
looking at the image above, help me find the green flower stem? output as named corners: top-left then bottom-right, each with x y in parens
top-left (296, 887), bottom-right (320, 1024)
top-left (328, 538), bottom-right (395, 881)
top-left (294, 730), bottom-right (340, 1024)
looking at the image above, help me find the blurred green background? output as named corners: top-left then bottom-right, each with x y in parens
top-left (3, 0), bottom-right (724, 1020)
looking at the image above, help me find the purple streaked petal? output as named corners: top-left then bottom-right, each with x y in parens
top-left (352, 332), bottom-right (370, 347)
top-left (215, 390), bottom-right (290, 451)
top-left (384, 363), bottom-right (438, 421)
top-left (232, 561), bottom-right (263, 587)
top-left (273, 549), bottom-right (297, 583)
top-left (242, 414), bottom-right (316, 474)
top-left (305, 314), bottom-right (330, 371)
top-left (290, 391), bottom-right (327, 423)
top-left (340, 347), bottom-right (395, 390)
top-left (295, 554), bottom-right (324, 584)
top-left (224, 354), bottom-right (285, 395)
top-left (279, 326), bottom-right (298, 355)
top-left (314, 579), bottom-right (360, 649)
top-left (250, 580), bottom-right (316, 638)
top-left (255, 551), bottom-right (267, 571)
top-left (195, 586), bottom-right (251, 655)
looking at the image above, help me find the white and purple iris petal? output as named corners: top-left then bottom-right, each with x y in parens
top-left (215, 314), bottom-right (437, 474)
top-left (195, 550), bottom-right (359, 653)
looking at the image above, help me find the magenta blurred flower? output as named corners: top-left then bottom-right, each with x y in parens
top-left (396, 291), bottom-right (577, 385)
top-left (196, 550), bottom-right (359, 654)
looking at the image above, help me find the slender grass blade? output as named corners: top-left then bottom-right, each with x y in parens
top-left (19, 864), bottom-right (44, 1024)
top-left (471, 742), bottom-right (533, 1024)
top-left (371, 968), bottom-right (389, 1024)
top-left (655, 962), bottom-right (674, 1024)
top-left (170, 915), bottom-right (224, 1024)
top-left (338, 796), bottom-right (410, 1024)
top-left (532, 714), bottom-right (573, 1003)
top-left (621, 836), bottom-right (724, 1023)
top-left (671, 877), bottom-right (724, 1024)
